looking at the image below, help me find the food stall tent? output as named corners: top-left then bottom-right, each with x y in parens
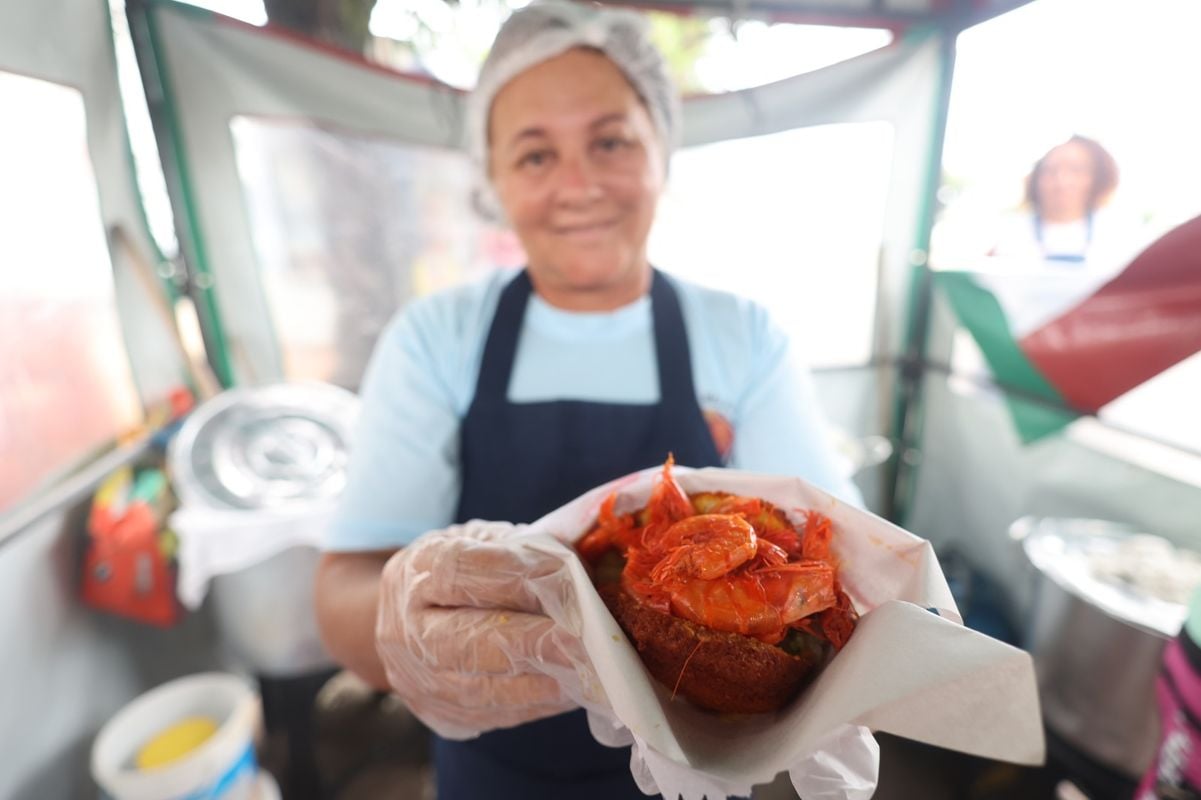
top-left (1, 0), bottom-right (1198, 797)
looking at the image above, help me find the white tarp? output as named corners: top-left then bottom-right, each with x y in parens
top-left (150, 3), bottom-right (468, 385)
top-left (0, 0), bottom-right (183, 403)
top-left (150, 2), bottom-right (945, 386)
top-left (679, 33), bottom-right (947, 384)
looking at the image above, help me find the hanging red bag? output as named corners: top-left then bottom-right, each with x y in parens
top-left (82, 466), bottom-right (179, 627)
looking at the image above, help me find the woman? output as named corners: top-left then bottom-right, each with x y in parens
top-left (975, 135), bottom-right (1149, 333)
top-left (990, 134), bottom-right (1123, 265)
top-left (314, 4), bottom-right (859, 798)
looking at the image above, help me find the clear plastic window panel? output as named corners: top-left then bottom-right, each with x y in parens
top-left (650, 122), bottom-right (892, 368)
top-left (930, 0), bottom-right (1201, 454)
top-left (231, 118), bottom-right (521, 389)
top-left (0, 72), bottom-right (142, 514)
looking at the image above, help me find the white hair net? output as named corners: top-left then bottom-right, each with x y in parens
top-left (465, 1), bottom-right (679, 220)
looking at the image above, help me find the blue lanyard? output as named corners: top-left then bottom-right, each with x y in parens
top-left (1034, 213), bottom-right (1093, 264)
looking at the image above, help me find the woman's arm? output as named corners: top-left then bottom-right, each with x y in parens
top-left (314, 549), bottom-right (396, 691)
top-left (315, 297), bottom-right (470, 687)
top-left (729, 306), bottom-right (865, 508)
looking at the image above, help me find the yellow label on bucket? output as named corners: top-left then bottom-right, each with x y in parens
top-left (135, 716), bottom-right (219, 770)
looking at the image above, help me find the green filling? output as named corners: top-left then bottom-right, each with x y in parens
top-left (594, 549), bottom-right (627, 586)
top-left (779, 628), bottom-right (826, 661)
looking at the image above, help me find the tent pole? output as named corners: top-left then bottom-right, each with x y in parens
top-left (126, 0), bottom-right (236, 388)
top-left (885, 19), bottom-right (958, 524)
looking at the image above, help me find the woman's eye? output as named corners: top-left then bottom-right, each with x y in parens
top-left (518, 150), bottom-right (553, 169)
top-left (595, 137), bottom-right (627, 152)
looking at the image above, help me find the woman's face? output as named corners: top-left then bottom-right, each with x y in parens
top-left (1036, 141), bottom-right (1095, 223)
top-left (488, 48), bottom-right (664, 310)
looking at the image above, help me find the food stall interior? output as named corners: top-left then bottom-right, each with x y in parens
top-left (2, 0), bottom-right (1199, 797)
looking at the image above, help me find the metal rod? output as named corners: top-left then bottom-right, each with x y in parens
top-left (126, 0), bottom-right (236, 387)
top-left (0, 438), bottom-right (152, 551)
top-left (881, 22), bottom-right (958, 524)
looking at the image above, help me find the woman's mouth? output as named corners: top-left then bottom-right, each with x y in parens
top-left (553, 219), bottom-right (620, 237)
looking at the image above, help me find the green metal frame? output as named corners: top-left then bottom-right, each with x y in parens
top-left (100, 0), bottom-right (197, 403)
top-left (126, 0), bottom-right (236, 388)
top-left (883, 0), bottom-right (1074, 523)
top-left (884, 19), bottom-right (959, 524)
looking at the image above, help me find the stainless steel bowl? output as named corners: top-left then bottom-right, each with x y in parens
top-left (168, 382), bottom-right (359, 676)
top-left (1014, 517), bottom-right (1196, 778)
top-left (169, 382), bottom-right (358, 510)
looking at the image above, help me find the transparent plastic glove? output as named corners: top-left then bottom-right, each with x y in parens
top-left (625, 724), bottom-right (880, 800)
top-left (377, 513), bottom-right (883, 799)
top-left (375, 520), bottom-right (595, 740)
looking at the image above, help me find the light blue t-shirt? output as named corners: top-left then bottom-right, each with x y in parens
top-left (328, 269), bottom-right (860, 551)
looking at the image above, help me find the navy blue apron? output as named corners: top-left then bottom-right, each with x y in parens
top-left (435, 268), bottom-right (723, 800)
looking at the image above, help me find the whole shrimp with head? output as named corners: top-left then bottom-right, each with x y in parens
top-left (576, 456), bottom-right (858, 714)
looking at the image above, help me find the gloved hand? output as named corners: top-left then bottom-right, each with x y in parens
top-left (375, 520), bottom-right (591, 740)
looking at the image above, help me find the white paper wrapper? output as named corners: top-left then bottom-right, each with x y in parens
top-left (509, 465), bottom-right (1044, 799)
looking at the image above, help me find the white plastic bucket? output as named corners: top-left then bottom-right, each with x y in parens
top-left (91, 673), bottom-right (261, 800)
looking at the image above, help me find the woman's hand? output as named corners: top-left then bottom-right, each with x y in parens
top-left (375, 520), bottom-right (587, 739)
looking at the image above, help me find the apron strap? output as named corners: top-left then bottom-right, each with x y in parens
top-left (649, 270), bottom-right (699, 406)
top-left (472, 268), bottom-right (699, 408)
top-left (474, 270), bottom-right (534, 403)
top-left (1034, 212), bottom-right (1094, 264)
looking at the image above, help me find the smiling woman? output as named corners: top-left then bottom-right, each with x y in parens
top-left (315, 4), bottom-right (862, 799)
top-left (488, 48), bottom-right (662, 310)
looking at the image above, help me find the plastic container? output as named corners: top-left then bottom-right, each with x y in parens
top-left (1137, 588), bottom-right (1201, 799)
top-left (91, 673), bottom-right (261, 800)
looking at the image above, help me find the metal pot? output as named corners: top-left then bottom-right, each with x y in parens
top-left (169, 381), bottom-right (359, 676)
top-left (1013, 517), bottom-right (1197, 779)
top-left (170, 382), bottom-right (358, 511)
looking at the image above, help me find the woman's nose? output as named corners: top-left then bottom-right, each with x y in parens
top-left (553, 155), bottom-right (603, 204)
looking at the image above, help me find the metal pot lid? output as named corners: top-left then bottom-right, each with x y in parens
top-left (169, 382), bottom-right (359, 510)
top-left (1016, 517), bottom-right (1201, 638)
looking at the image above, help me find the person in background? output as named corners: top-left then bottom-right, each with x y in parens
top-left (957, 134), bottom-right (1150, 335)
top-left (989, 134), bottom-right (1132, 267)
top-left (313, 3), bottom-right (860, 798)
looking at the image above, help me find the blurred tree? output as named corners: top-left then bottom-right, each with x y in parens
top-left (263, 0), bottom-right (378, 52)
top-left (646, 12), bottom-right (712, 95)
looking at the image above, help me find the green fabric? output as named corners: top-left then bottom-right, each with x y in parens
top-left (888, 27), bottom-right (955, 526)
top-left (144, 1), bottom-right (236, 387)
top-left (934, 271), bottom-right (1077, 442)
top-left (1187, 584), bottom-right (1201, 644)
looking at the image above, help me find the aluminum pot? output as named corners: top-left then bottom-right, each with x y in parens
top-left (169, 382), bottom-right (358, 676)
top-left (1013, 517), bottom-right (1199, 779)
top-left (170, 382), bottom-right (357, 511)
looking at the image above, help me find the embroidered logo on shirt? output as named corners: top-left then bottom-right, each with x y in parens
top-left (703, 409), bottom-right (735, 464)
